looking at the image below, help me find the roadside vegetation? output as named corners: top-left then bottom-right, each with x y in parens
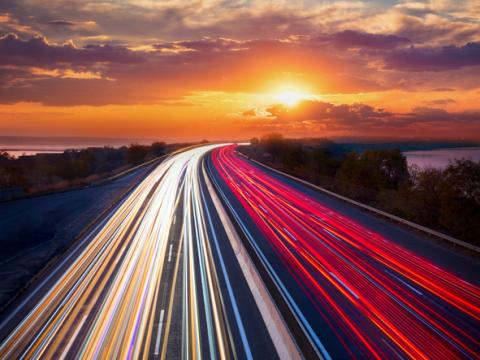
top-left (0, 142), bottom-right (171, 198)
top-left (243, 134), bottom-right (480, 246)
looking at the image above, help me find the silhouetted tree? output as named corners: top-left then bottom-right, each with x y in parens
top-left (438, 160), bottom-right (480, 243)
top-left (149, 142), bottom-right (166, 157)
top-left (250, 137), bottom-right (259, 145)
top-left (261, 133), bottom-right (284, 162)
top-left (126, 144), bottom-right (148, 165)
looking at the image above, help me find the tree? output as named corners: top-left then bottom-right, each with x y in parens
top-left (410, 167), bottom-right (443, 227)
top-left (337, 150), bottom-right (409, 191)
top-left (312, 149), bottom-right (339, 177)
top-left (261, 133), bottom-right (284, 162)
top-left (438, 160), bottom-right (480, 243)
top-left (149, 142), bottom-right (166, 157)
top-left (126, 144), bottom-right (148, 165)
top-left (281, 143), bottom-right (305, 171)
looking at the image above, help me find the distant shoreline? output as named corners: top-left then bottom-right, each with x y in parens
top-left (404, 146), bottom-right (480, 169)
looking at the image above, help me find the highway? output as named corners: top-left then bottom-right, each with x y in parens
top-left (0, 145), bottom-right (279, 359)
top-left (0, 143), bottom-right (479, 359)
top-left (208, 145), bottom-right (480, 359)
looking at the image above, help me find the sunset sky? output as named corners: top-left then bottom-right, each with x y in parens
top-left (1, 0), bottom-right (479, 141)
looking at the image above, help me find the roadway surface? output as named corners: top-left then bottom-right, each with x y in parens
top-left (0, 158), bottom-right (160, 310)
top-left (208, 145), bottom-right (480, 359)
top-left (0, 143), bottom-right (479, 359)
top-left (0, 145), bottom-right (277, 359)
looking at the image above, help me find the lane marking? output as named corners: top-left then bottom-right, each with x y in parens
top-left (382, 338), bottom-right (406, 360)
top-left (206, 161), bottom-right (326, 360)
top-left (259, 205), bottom-right (268, 214)
top-left (58, 314), bottom-right (88, 360)
top-left (154, 309), bottom-right (165, 355)
top-left (173, 215), bottom-right (176, 224)
top-left (385, 270), bottom-right (423, 296)
top-left (168, 244), bottom-right (173, 262)
top-left (329, 272), bottom-right (360, 300)
top-left (283, 227), bottom-right (298, 242)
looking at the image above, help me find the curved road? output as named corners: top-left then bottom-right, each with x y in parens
top-left (208, 144), bottom-right (480, 359)
top-left (0, 145), bottom-right (277, 359)
top-left (0, 143), bottom-right (479, 359)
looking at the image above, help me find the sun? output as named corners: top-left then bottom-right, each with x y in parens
top-left (275, 91), bottom-right (304, 107)
top-left (273, 88), bottom-right (315, 107)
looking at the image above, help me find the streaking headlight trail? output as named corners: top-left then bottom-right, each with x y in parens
top-left (0, 144), bottom-right (277, 359)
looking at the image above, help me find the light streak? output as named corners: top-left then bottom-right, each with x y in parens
top-left (211, 144), bottom-right (480, 359)
top-left (0, 144), bottom-right (257, 359)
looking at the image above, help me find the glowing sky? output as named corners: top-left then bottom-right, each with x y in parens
top-left (0, 0), bottom-right (479, 141)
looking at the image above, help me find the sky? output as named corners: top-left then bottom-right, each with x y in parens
top-left (0, 0), bottom-right (479, 142)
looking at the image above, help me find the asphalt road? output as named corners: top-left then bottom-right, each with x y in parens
top-left (1, 143), bottom-right (478, 359)
top-left (208, 145), bottom-right (480, 359)
top-left (0, 145), bottom-right (277, 359)
top-left (0, 159), bottom-right (160, 309)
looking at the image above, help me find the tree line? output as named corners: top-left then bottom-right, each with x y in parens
top-left (0, 142), bottom-right (167, 196)
top-left (245, 134), bottom-right (480, 245)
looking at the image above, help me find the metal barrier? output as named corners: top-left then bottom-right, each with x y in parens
top-left (239, 153), bottom-right (480, 254)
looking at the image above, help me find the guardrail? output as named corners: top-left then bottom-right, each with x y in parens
top-left (203, 162), bottom-right (302, 360)
top-left (0, 154), bottom-right (167, 203)
top-left (90, 154), bottom-right (167, 186)
top-left (238, 152), bottom-right (480, 254)
top-left (205, 158), bottom-right (324, 359)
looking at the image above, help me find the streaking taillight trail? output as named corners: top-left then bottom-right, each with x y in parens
top-left (211, 144), bottom-right (480, 359)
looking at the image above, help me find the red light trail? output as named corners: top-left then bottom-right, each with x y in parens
top-left (212, 144), bottom-right (480, 359)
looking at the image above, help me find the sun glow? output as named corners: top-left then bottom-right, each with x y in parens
top-left (275, 92), bottom-right (302, 107)
top-left (274, 87), bottom-right (316, 107)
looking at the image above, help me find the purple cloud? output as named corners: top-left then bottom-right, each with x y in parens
top-left (0, 33), bottom-right (143, 67)
top-left (329, 30), bottom-right (410, 50)
top-left (259, 101), bottom-right (391, 125)
top-left (384, 42), bottom-right (480, 71)
top-left (242, 101), bottom-right (480, 131)
top-left (49, 20), bottom-right (77, 26)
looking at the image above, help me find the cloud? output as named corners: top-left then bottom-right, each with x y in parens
top-left (0, 28), bottom-right (477, 106)
top-left (0, 33), bottom-right (143, 67)
top-left (326, 30), bottom-right (410, 49)
top-left (49, 20), bottom-right (78, 26)
top-left (29, 67), bottom-right (104, 80)
top-left (48, 20), bottom-right (97, 29)
top-left (384, 42), bottom-right (480, 71)
top-left (423, 98), bottom-right (456, 106)
top-left (405, 107), bottom-right (480, 123)
top-left (243, 100), bottom-right (391, 125)
top-left (239, 100), bottom-right (480, 136)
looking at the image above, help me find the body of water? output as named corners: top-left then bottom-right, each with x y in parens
top-left (0, 136), bottom-right (156, 159)
top-left (4, 150), bottom-right (64, 158)
top-left (1, 146), bottom-right (67, 158)
top-left (404, 147), bottom-right (480, 169)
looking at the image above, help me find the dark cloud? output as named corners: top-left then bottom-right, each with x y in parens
top-left (241, 101), bottom-right (480, 133)
top-left (0, 76), bottom-right (179, 106)
top-left (0, 33), bottom-right (143, 67)
top-left (384, 42), bottom-right (480, 71)
top-left (430, 87), bottom-right (456, 92)
top-left (423, 98), bottom-right (456, 106)
top-left (261, 101), bottom-right (391, 125)
top-left (327, 30), bottom-right (410, 50)
top-left (49, 20), bottom-right (77, 26)
top-left (0, 30), bottom-right (476, 106)
top-left (405, 107), bottom-right (480, 123)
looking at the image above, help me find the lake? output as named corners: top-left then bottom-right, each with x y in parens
top-left (1, 146), bottom-right (66, 158)
top-left (404, 147), bottom-right (480, 169)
